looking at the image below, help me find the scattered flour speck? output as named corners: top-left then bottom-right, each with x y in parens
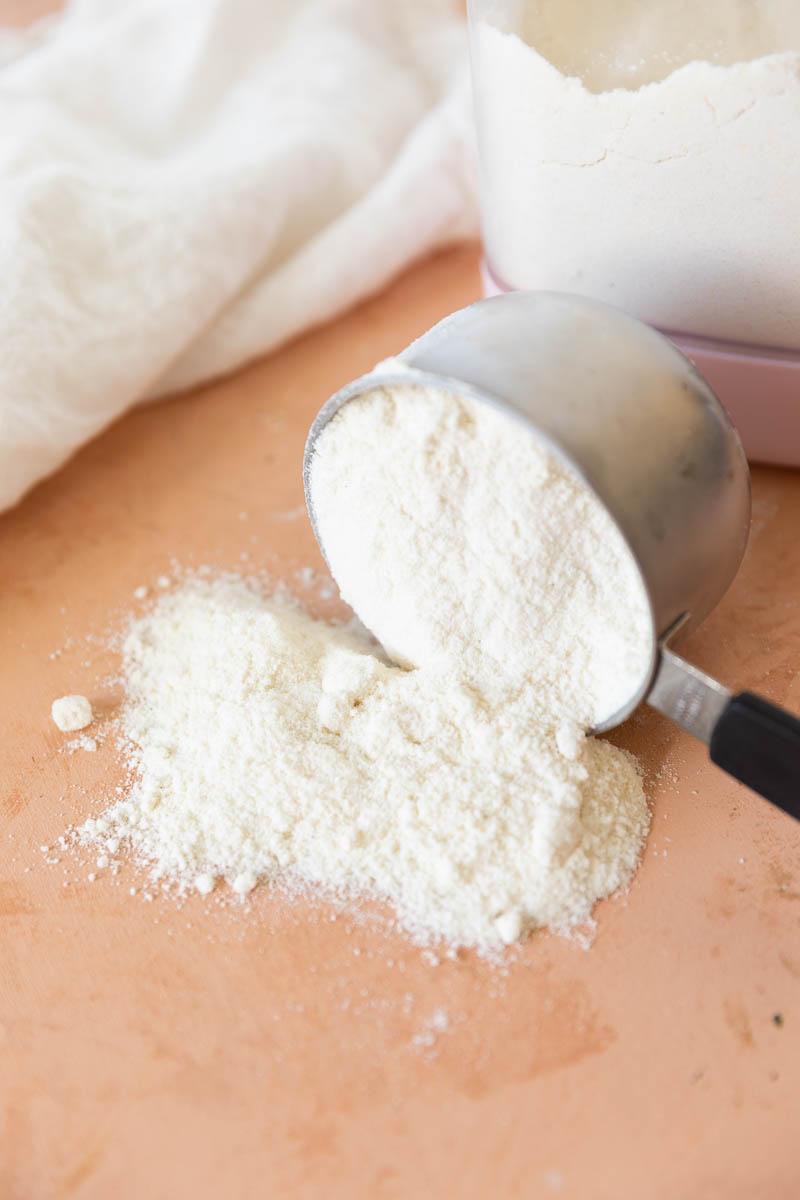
top-left (412, 1008), bottom-right (450, 1049)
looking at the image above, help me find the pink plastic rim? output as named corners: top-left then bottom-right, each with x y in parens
top-left (480, 260), bottom-right (800, 468)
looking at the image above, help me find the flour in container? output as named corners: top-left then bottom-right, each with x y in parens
top-left (471, 2), bottom-right (800, 347)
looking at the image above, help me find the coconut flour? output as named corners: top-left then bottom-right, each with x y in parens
top-left (77, 382), bottom-right (652, 954)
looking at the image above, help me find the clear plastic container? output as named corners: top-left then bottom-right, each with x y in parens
top-left (467, 0), bottom-right (800, 464)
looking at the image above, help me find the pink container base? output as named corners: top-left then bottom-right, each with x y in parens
top-left (480, 261), bottom-right (800, 468)
top-left (668, 332), bottom-right (800, 468)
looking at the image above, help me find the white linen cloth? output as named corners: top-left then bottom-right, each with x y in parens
top-left (0, 0), bottom-right (477, 511)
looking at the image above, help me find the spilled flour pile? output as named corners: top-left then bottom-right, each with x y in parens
top-left (86, 577), bottom-right (647, 949)
top-left (81, 382), bottom-right (652, 953)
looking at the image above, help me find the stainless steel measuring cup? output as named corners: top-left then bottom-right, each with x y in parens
top-left (304, 291), bottom-right (800, 820)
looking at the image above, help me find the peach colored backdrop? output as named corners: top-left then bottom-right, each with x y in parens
top-left (0, 7), bottom-right (799, 1195)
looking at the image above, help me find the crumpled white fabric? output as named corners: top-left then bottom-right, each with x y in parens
top-left (0, 0), bottom-right (477, 511)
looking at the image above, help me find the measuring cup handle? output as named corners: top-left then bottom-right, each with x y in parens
top-left (710, 692), bottom-right (800, 820)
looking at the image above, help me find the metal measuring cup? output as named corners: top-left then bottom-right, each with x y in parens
top-left (304, 291), bottom-right (800, 820)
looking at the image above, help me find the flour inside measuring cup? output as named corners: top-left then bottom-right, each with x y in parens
top-left (309, 382), bottom-right (653, 731)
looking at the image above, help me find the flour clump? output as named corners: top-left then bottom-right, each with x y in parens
top-left (51, 693), bottom-right (93, 732)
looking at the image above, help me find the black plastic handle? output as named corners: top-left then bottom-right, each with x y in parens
top-left (709, 692), bottom-right (800, 820)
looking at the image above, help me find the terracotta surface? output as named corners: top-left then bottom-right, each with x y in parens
top-left (0, 0), bottom-right (53, 26)
top-left (2, 236), bottom-right (800, 1200)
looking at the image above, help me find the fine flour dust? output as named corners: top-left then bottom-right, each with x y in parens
top-left (81, 383), bottom-right (652, 954)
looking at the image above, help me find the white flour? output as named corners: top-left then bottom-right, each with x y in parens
top-left (471, 5), bottom-right (800, 347)
top-left (51, 693), bottom-right (93, 732)
top-left (82, 576), bottom-right (647, 953)
top-left (78, 383), bottom-right (652, 953)
top-left (310, 383), bottom-right (653, 731)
